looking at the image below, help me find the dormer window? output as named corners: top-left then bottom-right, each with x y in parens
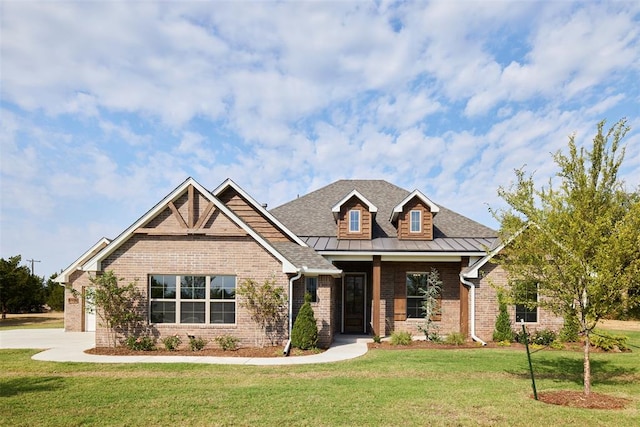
top-left (349, 210), bottom-right (361, 232)
top-left (410, 210), bottom-right (421, 232)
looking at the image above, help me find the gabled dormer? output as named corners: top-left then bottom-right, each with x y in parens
top-left (390, 190), bottom-right (439, 240)
top-left (332, 190), bottom-right (377, 240)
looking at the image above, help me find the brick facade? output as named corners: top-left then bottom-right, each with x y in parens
top-left (85, 234), bottom-right (290, 348)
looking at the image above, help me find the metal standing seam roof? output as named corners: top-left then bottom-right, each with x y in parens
top-left (270, 179), bottom-right (498, 255)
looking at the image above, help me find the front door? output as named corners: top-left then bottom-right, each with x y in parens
top-left (343, 274), bottom-right (366, 333)
top-left (84, 287), bottom-right (96, 332)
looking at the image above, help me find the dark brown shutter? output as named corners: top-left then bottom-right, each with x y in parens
top-left (394, 276), bottom-right (407, 321)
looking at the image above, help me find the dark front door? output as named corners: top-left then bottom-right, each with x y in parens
top-left (343, 274), bottom-right (366, 333)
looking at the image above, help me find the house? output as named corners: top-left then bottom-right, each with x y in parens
top-left (56, 177), bottom-right (561, 348)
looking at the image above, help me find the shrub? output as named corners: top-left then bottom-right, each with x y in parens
top-left (214, 335), bottom-right (239, 351)
top-left (492, 291), bottom-right (514, 342)
top-left (188, 336), bottom-right (208, 351)
top-left (125, 335), bottom-right (156, 351)
top-left (513, 328), bottom-right (529, 344)
top-left (390, 331), bottom-right (412, 346)
top-left (291, 293), bottom-right (318, 350)
top-left (531, 329), bottom-right (557, 346)
top-left (372, 335), bottom-right (382, 344)
top-left (590, 330), bottom-right (629, 352)
top-left (444, 332), bottom-right (465, 345)
top-left (161, 334), bottom-right (182, 351)
top-left (559, 309), bottom-right (580, 342)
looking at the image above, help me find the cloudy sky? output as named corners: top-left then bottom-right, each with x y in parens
top-left (1, 1), bottom-right (639, 279)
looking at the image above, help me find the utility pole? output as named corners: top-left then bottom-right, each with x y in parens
top-left (26, 259), bottom-right (41, 276)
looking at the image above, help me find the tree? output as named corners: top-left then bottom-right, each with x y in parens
top-left (493, 118), bottom-right (640, 395)
top-left (415, 269), bottom-right (442, 341)
top-left (237, 278), bottom-right (287, 346)
top-left (88, 270), bottom-right (144, 347)
top-left (0, 255), bottom-right (46, 317)
top-left (291, 292), bottom-right (318, 349)
top-left (44, 273), bottom-right (65, 311)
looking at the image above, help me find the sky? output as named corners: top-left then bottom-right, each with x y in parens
top-left (1, 1), bottom-right (639, 279)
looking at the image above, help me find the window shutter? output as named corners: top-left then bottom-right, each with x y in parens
top-left (394, 278), bottom-right (407, 321)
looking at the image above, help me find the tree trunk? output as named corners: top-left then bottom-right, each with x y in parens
top-left (583, 332), bottom-right (591, 395)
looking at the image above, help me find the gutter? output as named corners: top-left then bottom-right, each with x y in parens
top-left (283, 269), bottom-right (303, 356)
top-left (459, 274), bottom-right (487, 346)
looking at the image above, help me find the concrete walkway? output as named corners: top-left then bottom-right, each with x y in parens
top-left (0, 329), bottom-right (370, 365)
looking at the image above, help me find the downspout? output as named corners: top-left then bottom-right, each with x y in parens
top-left (460, 274), bottom-right (487, 346)
top-left (283, 269), bottom-right (303, 356)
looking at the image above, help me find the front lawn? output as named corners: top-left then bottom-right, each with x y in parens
top-left (1, 330), bottom-right (638, 426)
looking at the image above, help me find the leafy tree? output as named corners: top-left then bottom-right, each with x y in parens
top-left (0, 255), bottom-right (46, 317)
top-left (415, 269), bottom-right (442, 341)
top-left (291, 292), bottom-right (318, 349)
top-left (492, 118), bottom-right (640, 395)
top-left (237, 278), bottom-right (287, 346)
top-left (492, 290), bottom-right (514, 342)
top-left (44, 273), bottom-right (65, 311)
top-left (88, 271), bottom-right (144, 347)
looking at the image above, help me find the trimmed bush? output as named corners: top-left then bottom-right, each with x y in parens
top-left (161, 334), bottom-right (182, 351)
top-left (291, 293), bottom-right (318, 350)
top-left (444, 332), bottom-right (465, 345)
top-left (188, 336), bottom-right (208, 351)
top-left (215, 335), bottom-right (239, 351)
top-left (125, 335), bottom-right (156, 351)
top-left (390, 331), bottom-right (412, 346)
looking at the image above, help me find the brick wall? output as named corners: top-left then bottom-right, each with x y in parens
top-left (292, 274), bottom-right (334, 348)
top-left (473, 263), bottom-right (563, 342)
top-left (64, 269), bottom-right (93, 332)
top-left (383, 262), bottom-right (461, 337)
top-left (91, 234), bottom-right (290, 348)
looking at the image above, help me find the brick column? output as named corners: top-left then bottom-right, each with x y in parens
top-left (372, 255), bottom-right (381, 336)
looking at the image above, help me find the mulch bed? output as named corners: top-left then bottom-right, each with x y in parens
top-left (536, 391), bottom-right (630, 409)
top-left (86, 346), bottom-right (321, 358)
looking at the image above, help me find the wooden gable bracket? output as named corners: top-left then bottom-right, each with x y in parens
top-left (134, 185), bottom-right (247, 236)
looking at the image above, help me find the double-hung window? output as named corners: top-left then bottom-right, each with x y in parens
top-left (515, 281), bottom-right (538, 323)
top-left (410, 210), bottom-right (421, 232)
top-left (305, 277), bottom-right (318, 302)
top-left (349, 210), bottom-right (360, 232)
top-left (150, 274), bottom-right (236, 324)
top-left (406, 272), bottom-right (441, 319)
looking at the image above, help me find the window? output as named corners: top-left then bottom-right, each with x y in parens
top-left (305, 277), bottom-right (318, 302)
top-left (349, 210), bottom-right (360, 232)
top-left (410, 210), bottom-right (421, 232)
top-left (149, 274), bottom-right (236, 324)
top-left (406, 272), bottom-right (441, 319)
top-left (515, 281), bottom-right (538, 323)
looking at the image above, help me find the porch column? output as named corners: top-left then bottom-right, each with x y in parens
top-left (372, 255), bottom-right (381, 336)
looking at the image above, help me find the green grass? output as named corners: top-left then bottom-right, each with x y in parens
top-left (1, 330), bottom-right (639, 426)
top-left (0, 313), bottom-right (64, 329)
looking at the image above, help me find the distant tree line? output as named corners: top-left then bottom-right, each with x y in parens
top-left (0, 255), bottom-right (64, 318)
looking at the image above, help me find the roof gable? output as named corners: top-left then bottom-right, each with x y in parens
top-left (82, 177), bottom-right (298, 273)
top-left (54, 237), bottom-right (111, 284)
top-left (331, 189), bottom-right (378, 220)
top-left (390, 189), bottom-right (439, 222)
top-left (213, 179), bottom-right (307, 246)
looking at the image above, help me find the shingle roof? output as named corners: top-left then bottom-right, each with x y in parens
top-left (270, 179), bottom-right (497, 241)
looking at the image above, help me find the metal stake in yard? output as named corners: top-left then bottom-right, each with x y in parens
top-left (521, 321), bottom-right (538, 400)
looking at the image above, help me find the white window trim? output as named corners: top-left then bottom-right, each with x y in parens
top-left (409, 210), bottom-right (422, 233)
top-left (149, 274), bottom-right (237, 325)
top-left (348, 209), bottom-right (361, 233)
